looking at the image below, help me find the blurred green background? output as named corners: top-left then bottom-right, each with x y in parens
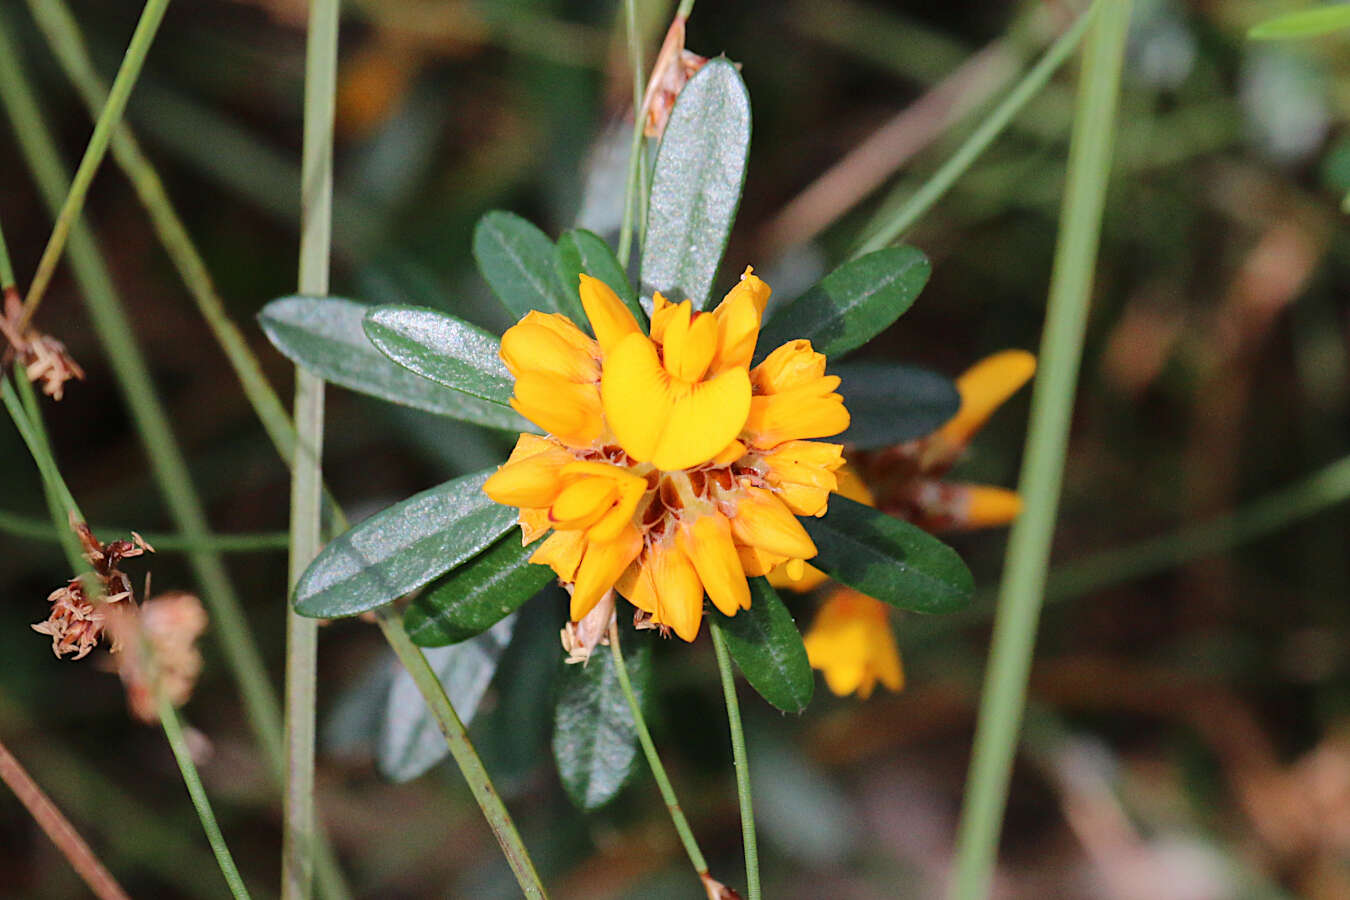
top-left (4, 0), bottom-right (1350, 897)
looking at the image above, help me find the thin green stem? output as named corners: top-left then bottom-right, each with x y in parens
top-left (0, 211), bottom-right (14, 289)
top-left (617, 0), bottom-right (647, 267)
top-left (373, 606), bottom-right (547, 898)
top-left (3, 375), bottom-right (82, 521)
top-left (676, 0), bottom-right (696, 20)
top-left (0, 511), bottom-right (291, 552)
top-left (852, 1), bottom-right (1100, 257)
top-left (948, 3), bottom-right (1133, 899)
top-left (0, 7), bottom-right (285, 795)
top-left (283, 1), bottom-right (339, 895)
top-left (157, 693), bottom-right (253, 900)
top-left (607, 620), bottom-right (709, 878)
top-left (11, 372), bottom-right (87, 569)
top-left (710, 623), bottom-right (758, 900)
top-left (25, 0), bottom-right (304, 480)
top-left (17, 0), bottom-right (171, 331)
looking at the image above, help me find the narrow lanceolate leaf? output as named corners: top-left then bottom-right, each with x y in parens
top-left (259, 296), bottom-right (528, 432)
top-left (553, 619), bottom-right (651, 810)
top-left (474, 210), bottom-right (584, 323)
top-left (363, 304), bottom-right (515, 406)
top-left (1249, 5), bottom-right (1350, 40)
top-left (835, 362), bottom-right (961, 449)
top-left (805, 496), bottom-right (974, 614)
top-left (712, 579), bottom-right (814, 713)
top-left (757, 246), bottom-right (931, 361)
top-left (640, 58), bottom-right (751, 310)
top-left (404, 533), bottom-right (554, 646)
top-left (555, 228), bottom-right (645, 324)
top-left (293, 469), bottom-right (516, 618)
top-left (378, 615), bottom-right (517, 782)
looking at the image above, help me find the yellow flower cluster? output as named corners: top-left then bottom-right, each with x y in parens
top-left (787, 350), bottom-right (1037, 698)
top-left (483, 268), bottom-right (849, 641)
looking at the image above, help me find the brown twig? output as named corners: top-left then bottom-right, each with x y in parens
top-left (0, 736), bottom-right (131, 900)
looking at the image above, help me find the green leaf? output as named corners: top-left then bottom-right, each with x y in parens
top-left (641, 58), bottom-right (751, 310)
top-left (363, 304), bottom-right (515, 407)
top-left (404, 533), bottom-right (555, 646)
top-left (473, 210), bottom-right (584, 323)
top-left (553, 617), bottom-right (650, 810)
top-left (378, 615), bottom-right (517, 782)
top-left (1249, 5), bottom-right (1350, 40)
top-left (554, 228), bottom-right (645, 324)
top-left (834, 361), bottom-right (960, 448)
top-left (804, 496), bottom-right (974, 614)
top-left (259, 296), bottom-right (528, 432)
top-left (711, 579), bottom-right (813, 713)
top-left (293, 469), bottom-right (516, 618)
top-left (757, 246), bottom-right (931, 361)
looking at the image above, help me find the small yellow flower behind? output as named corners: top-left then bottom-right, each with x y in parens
top-left (802, 588), bottom-right (903, 699)
top-left (785, 349), bottom-right (1036, 698)
top-left (484, 268), bottom-right (849, 642)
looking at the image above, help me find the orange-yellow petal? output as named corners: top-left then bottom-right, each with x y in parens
top-left (649, 542), bottom-right (704, 641)
top-left (952, 484), bottom-right (1023, 530)
top-left (570, 525), bottom-right (643, 621)
top-left (730, 487), bottom-right (817, 560)
top-left (752, 340), bottom-right (827, 394)
top-left (600, 332), bottom-right (675, 462)
top-left (932, 350), bottom-right (1036, 452)
top-left (678, 514), bottom-right (749, 616)
top-left (710, 267), bottom-right (770, 372)
top-left (652, 368), bottom-right (751, 471)
top-left (803, 589), bottom-right (903, 699)
top-left (559, 462), bottom-right (648, 543)
top-left (500, 319), bottom-right (598, 383)
top-left (483, 446), bottom-right (573, 507)
top-left (531, 530), bottom-right (587, 582)
top-left (518, 508), bottom-right (551, 544)
top-left (663, 305), bottom-right (719, 382)
top-left (579, 274), bottom-right (641, 353)
top-left (745, 386), bottom-right (849, 448)
top-left (738, 545), bottom-right (786, 577)
top-left (550, 478), bottom-right (618, 531)
top-left (511, 373), bottom-right (603, 447)
top-left (766, 560), bottom-right (830, 593)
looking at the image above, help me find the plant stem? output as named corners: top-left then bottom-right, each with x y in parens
top-left (607, 619), bottom-right (710, 878)
top-left (158, 693), bottom-right (253, 900)
top-left (10, 372), bottom-right (87, 569)
top-left (710, 623), bottom-right (759, 900)
top-left (373, 606), bottom-right (547, 898)
top-left (0, 734), bottom-right (130, 900)
top-left (17, 0), bottom-right (171, 331)
top-left (852, 0), bottom-right (1100, 257)
top-left (283, 1), bottom-right (339, 896)
top-left (676, 0), bottom-right (696, 20)
top-left (0, 510), bottom-right (291, 552)
top-left (617, 0), bottom-right (647, 267)
top-left (947, 3), bottom-right (1132, 898)
top-left (0, 6), bottom-right (285, 802)
top-left (0, 210), bottom-right (14, 288)
top-left (24, 0), bottom-right (304, 479)
top-left (5, 373), bottom-right (251, 900)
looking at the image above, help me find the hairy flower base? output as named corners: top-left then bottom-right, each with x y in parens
top-left (485, 269), bottom-right (848, 642)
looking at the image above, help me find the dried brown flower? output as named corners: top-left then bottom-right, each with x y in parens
top-left (110, 591), bottom-right (208, 724)
top-left (1, 288), bottom-right (84, 401)
top-left (31, 518), bottom-right (151, 660)
top-left (639, 17), bottom-right (714, 139)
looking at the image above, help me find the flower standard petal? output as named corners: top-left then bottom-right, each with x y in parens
top-left (579, 274), bottom-right (641, 352)
top-left (651, 367), bottom-right (751, 471)
top-left (601, 332), bottom-right (675, 463)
